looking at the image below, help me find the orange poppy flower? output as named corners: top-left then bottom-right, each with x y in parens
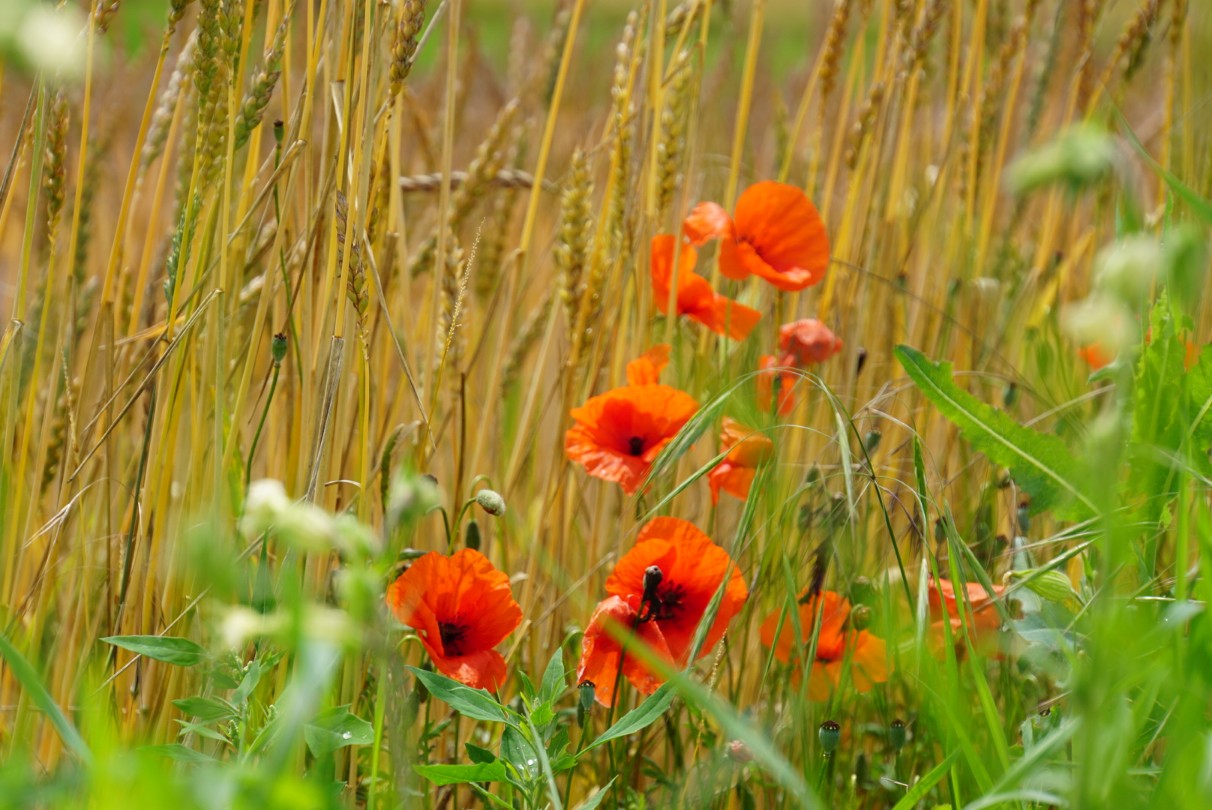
top-left (779, 319), bottom-right (843, 366)
top-left (575, 595), bottom-right (675, 707)
top-left (605, 517), bottom-right (748, 665)
top-left (650, 235), bottom-right (762, 340)
top-left (683, 181), bottom-right (830, 292)
top-left (626, 344), bottom-right (670, 386)
top-left (709, 418), bottom-right (774, 504)
top-left (1078, 342), bottom-right (1112, 371)
top-left (756, 355), bottom-right (797, 415)
top-left (927, 577), bottom-right (1005, 658)
top-left (386, 549), bottom-right (523, 690)
top-left (760, 590), bottom-right (888, 701)
top-left (565, 385), bottom-right (699, 495)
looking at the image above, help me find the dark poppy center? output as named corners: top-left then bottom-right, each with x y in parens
top-left (627, 436), bottom-right (645, 456)
top-left (439, 620), bottom-right (467, 656)
top-left (651, 584), bottom-right (684, 622)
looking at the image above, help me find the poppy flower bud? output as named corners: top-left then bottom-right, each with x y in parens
top-left (464, 519), bottom-right (481, 551)
top-left (271, 332), bottom-right (287, 366)
top-left (577, 681), bottom-right (595, 727)
top-left (474, 489), bottom-right (507, 517)
top-left (272, 119), bottom-right (285, 145)
top-left (726, 740), bottom-right (754, 763)
top-left (819, 720), bottom-right (841, 755)
top-left (889, 718), bottom-right (906, 751)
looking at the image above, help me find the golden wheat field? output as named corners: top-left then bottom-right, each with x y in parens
top-left (2, 0), bottom-right (1212, 808)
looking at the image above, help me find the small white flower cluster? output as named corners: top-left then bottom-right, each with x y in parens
top-left (241, 479), bottom-right (378, 558)
top-left (1064, 236), bottom-right (1162, 364)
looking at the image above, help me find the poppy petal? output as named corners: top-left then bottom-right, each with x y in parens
top-left (576, 596), bottom-right (674, 707)
top-left (430, 648), bottom-right (510, 691)
top-left (708, 462), bottom-right (756, 504)
top-left (626, 344), bottom-right (671, 386)
top-left (730, 181), bottom-right (830, 291)
top-left (695, 294), bottom-right (762, 341)
top-left (683, 202), bottom-right (732, 246)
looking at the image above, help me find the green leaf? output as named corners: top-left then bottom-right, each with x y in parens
top-left (414, 761), bottom-right (509, 786)
top-left (102, 635), bottom-right (208, 667)
top-left (407, 667), bottom-right (510, 724)
top-left (583, 683), bottom-right (675, 753)
top-left (465, 742), bottom-right (497, 764)
top-left (538, 648), bottom-right (566, 706)
top-left (573, 778), bottom-right (617, 810)
top-left (172, 696), bottom-right (238, 723)
top-left (1131, 298), bottom-right (1188, 506)
top-left (500, 725), bottom-right (540, 781)
top-left (303, 705), bottom-right (374, 756)
top-left (0, 629), bottom-right (91, 763)
top-left (142, 743), bottom-right (216, 764)
top-left (1118, 112), bottom-right (1212, 224)
top-left (895, 345), bottom-right (1097, 519)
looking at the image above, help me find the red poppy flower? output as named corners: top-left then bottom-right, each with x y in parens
top-left (575, 595), bottom-right (675, 707)
top-left (565, 385), bottom-right (699, 495)
top-left (386, 549), bottom-right (523, 690)
top-left (650, 235), bottom-right (762, 340)
top-left (626, 344), bottom-right (670, 386)
top-left (779, 319), bottom-right (843, 366)
top-left (605, 517), bottom-right (748, 666)
top-left (760, 590), bottom-right (888, 701)
top-left (927, 577), bottom-right (1005, 658)
top-left (709, 418), bottom-right (774, 503)
top-left (756, 355), bottom-right (797, 415)
top-left (683, 181), bottom-right (830, 292)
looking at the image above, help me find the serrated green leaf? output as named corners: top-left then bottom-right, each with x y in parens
top-left (303, 705), bottom-right (374, 756)
top-left (500, 725), bottom-right (540, 781)
top-left (102, 635), bottom-right (208, 667)
top-left (895, 345), bottom-right (1096, 519)
top-left (407, 667), bottom-right (510, 724)
top-left (414, 761), bottom-right (509, 786)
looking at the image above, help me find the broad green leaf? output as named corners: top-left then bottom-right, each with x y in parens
top-left (414, 761), bottom-right (509, 786)
top-left (0, 630), bottom-right (91, 762)
top-left (303, 705), bottom-right (374, 756)
top-left (102, 635), bottom-right (208, 667)
top-left (172, 696), bottom-right (238, 723)
top-left (465, 742), bottom-right (497, 764)
top-left (143, 743), bottom-right (216, 764)
top-left (583, 683), bottom-right (675, 752)
top-left (407, 667), bottom-right (510, 724)
top-left (895, 345), bottom-right (1096, 520)
top-left (500, 725), bottom-right (540, 781)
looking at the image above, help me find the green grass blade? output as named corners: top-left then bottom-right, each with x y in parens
top-left (0, 629), bottom-right (91, 763)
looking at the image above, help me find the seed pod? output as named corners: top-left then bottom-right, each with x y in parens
top-left (577, 681), bottom-right (595, 727)
top-left (819, 720), bottom-right (841, 755)
top-left (889, 718), bottom-right (907, 751)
